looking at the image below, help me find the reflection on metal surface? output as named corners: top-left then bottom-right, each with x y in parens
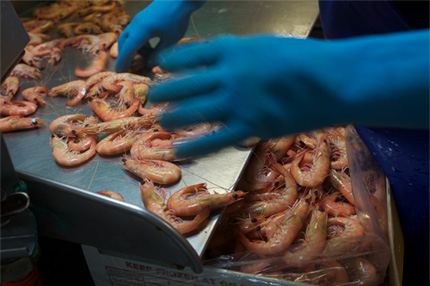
top-left (3, 0), bottom-right (319, 272)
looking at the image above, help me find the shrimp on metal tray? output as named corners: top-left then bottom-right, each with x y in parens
top-left (49, 114), bottom-right (98, 138)
top-left (109, 42), bottom-right (118, 58)
top-left (130, 130), bottom-right (180, 162)
top-left (22, 86), bottom-right (48, 106)
top-left (139, 179), bottom-right (210, 235)
top-left (166, 184), bottom-right (246, 216)
top-left (50, 135), bottom-right (97, 167)
top-left (75, 51), bottom-right (109, 78)
top-left (0, 116), bottom-right (45, 133)
top-left (57, 22), bottom-right (80, 37)
top-left (77, 115), bottom-right (156, 137)
top-left (96, 190), bottom-right (125, 201)
top-left (96, 129), bottom-right (142, 155)
top-left (10, 64), bottom-right (41, 79)
top-left (89, 97), bottom-right (140, 122)
top-left (0, 100), bottom-right (38, 116)
top-left (49, 80), bottom-right (87, 107)
top-left (1, 77), bottom-right (20, 99)
top-left (68, 135), bottom-right (98, 152)
top-left (121, 155), bottom-right (181, 185)
top-left (101, 73), bottom-right (153, 93)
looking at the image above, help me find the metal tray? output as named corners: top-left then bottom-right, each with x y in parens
top-left (3, 0), bottom-right (319, 273)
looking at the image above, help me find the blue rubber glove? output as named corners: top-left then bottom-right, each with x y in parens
top-left (149, 29), bottom-right (429, 158)
top-left (115, 0), bottom-right (207, 72)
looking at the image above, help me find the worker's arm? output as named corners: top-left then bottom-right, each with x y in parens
top-left (115, 0), bottom-right (207, 72)
top-left (149, 29), bottom-right (429, 158)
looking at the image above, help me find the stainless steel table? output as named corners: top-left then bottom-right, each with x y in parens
top-left (3, 0), bottom-right (319, 273)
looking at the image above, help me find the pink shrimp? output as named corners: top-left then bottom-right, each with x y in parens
top-left (328, 133), bottom-right (348, 169)
top-left (101, 73), bottom-right (153, 93)
top-left (0, 116), bottom-right (45, 133)
top-left (133, 83), bottom-right (149, 103)
top-left (291, 136), bottom-right (331, 187)
top-left (68, 135), bottom-right (97, 152)
top-left (1, 77), bottom-right (19, 99)
top-left (22, 49), bottom-right (43, 68)
top-left (26, 40), bottom-right (63, 65)
top-left (238, 144), bottom-right (280, 192)
top-left (21, 86), bottom-right (48, 106)
top-left (73, 22), bottom-right (103, 35)
top-left (325, 216), bottom-right (365, 254)
top-left (284, 260), bottom-right (349, 286)
top-left (320, 192), bottom-right (356, 217)
top-left (49, 80), bottom-right (87, 107)
top-left (238, 136), bottom-right (261, 148)
top-left (10, 64), bottom-right (41, 79)
top-left (97, 32), bottom-right (118, 50)
top-left (0, 100), bottom-right (38, 116)
top-left (27, 33), bottom-right (51, 46)
top-left (96, 190), bottom-right (125, 201)
top-left (139, 179), bottom-right (210, 235)
top-left (50, 135), bottom-right (97, 167)
top-left (77, 115), bottom-right (156, 136)
top-left (238, 194), bottom-right (313, 256)
top-left (343, 258), bottom-right (379, 285)
top-left (167, 184), bottom-right (246, 216)
top-left (173, 123), bottom-right (213, 139)
top-left (89, 97), bottom-right (139, 122)
top-left (116, 81), bottom-right (135, 104)
top-left (86, 71), bottom-right (116, 89)
top-left (329, 169), bottom-right (354, 205)
top-left (75, 51), bottom-right (109, 78)
top-left (138, 102), bottom-right (168, 116)
top-left (283, 204), bottom-right (327, 267)
top-left (57, 22), bottom-right (80, 37)
top-left (246, 156), bottom-right (298, 218)
top-left (109, 41), bottom-right (118, 58)
top-left (28, 20), bottom-right (55, 34)
top-left (263, 135), bottom-right (296, 161)
top-left (121, 155), bottom-right (181, 185)
top-left (130, 130), bottom-right (180, 161)
top-left (96, 129), bottom-right (142, 155)
top-left (49, 114), bottom-right (97, 138)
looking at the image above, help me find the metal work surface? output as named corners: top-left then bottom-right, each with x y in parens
top-left (3, 0), bottom-right (319, 272)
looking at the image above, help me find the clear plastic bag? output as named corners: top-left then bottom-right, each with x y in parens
top-left (203, 125), bottom-right (391, 286)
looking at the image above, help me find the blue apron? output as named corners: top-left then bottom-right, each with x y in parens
top-left (319, 1), bottom-right (429, 284)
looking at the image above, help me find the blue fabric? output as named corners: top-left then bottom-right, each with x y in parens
top-left (320, 1), bottom-right (429, 284)
top-left (319, 0), bottom-right (413, 39)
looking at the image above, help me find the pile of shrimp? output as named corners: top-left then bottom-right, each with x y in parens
top-left (1, 1), bottom-right (132, 133)
top-left (46, 82), bottom-right (245, 236)
top-left (19, 0), bottom-right (128, 77)
top-left (2, 1), bottom-right (203, 134)
top-left (0, 76), bottom-right (47, 132)
top-left (202, 129), bottom-right (388, 286)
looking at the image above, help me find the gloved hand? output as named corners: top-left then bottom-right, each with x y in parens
top-left (115, 0), bottom-right (207, 72)
top-left (149, 30), bottom-right (429, 158)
